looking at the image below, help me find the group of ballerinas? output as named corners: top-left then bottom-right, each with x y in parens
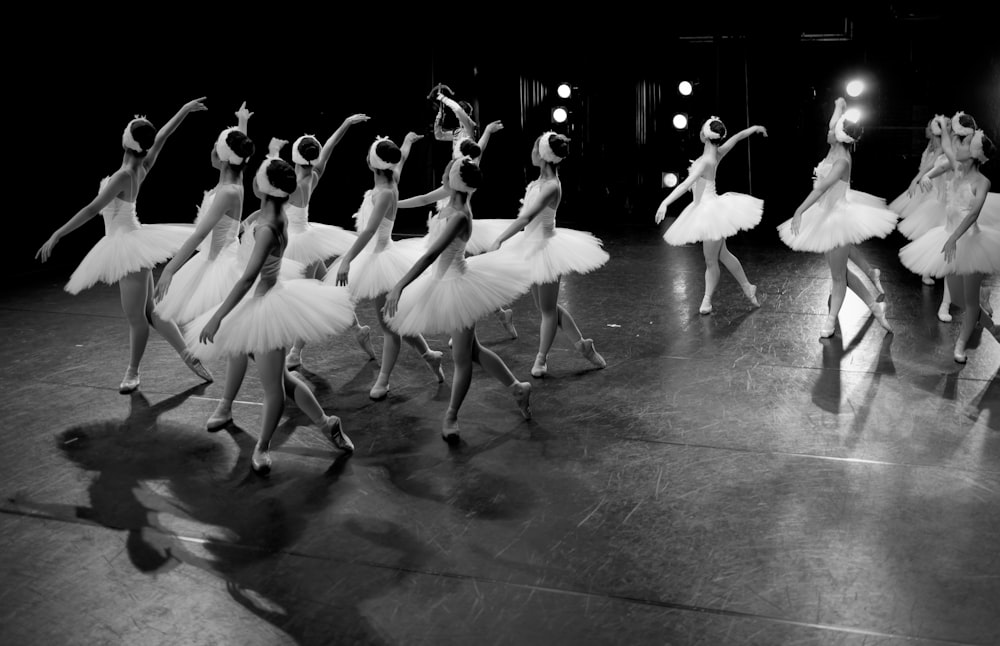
top-left (654, 97), bottom-right (998, 363)
top-left (37, 89), bottom-right (610, 475)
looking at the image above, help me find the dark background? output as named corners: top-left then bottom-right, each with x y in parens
top-left (11, 5), bottom-right (999, 283)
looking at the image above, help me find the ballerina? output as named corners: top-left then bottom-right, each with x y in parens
top-left (275, 113), bottom-right (380, 370)
top-left (890, 115), bottom-right (945, 224)
top-left (490, 132), bottom-right (610, 377)
top-left (188, 156), bottom-right (357, 474)
top-left (383, 153), bottom-right (533, 444)
top-left (329, 136), bottom-right (446, 400)
top-left (899, 113), bottom-right (999, 363)
top-left (654, 116), bottom-right (766, 314)
top-left (777, 97), bottom-right (896, 339)
top-left (154, 102), bottom-right (256, 326)
top-left (36, 97), bottom-right (214, 393)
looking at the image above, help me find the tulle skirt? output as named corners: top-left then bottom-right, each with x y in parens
top-left (325, 239), bottom-right (425, 301)
top-left (889, 188), bottom-right (934, 220)
top-left (285, 223), bottom-right (357, 265)
top-left (154, 243), bottom-right (243, 323)
top-left (899, 224), bottom-right (1000, 277)
top-left (663, 193), bottom-right (763, 245)
top-left (897, 197), bottom-right (946, 241)
top-left (424, 214), bottom-right (513, 256)
top-left (184, 279), bottom-right (356, 360)
top-left (505, 228), bottom-right (610, 285)
top-left (388, 251), bottom-right (532, 336)
top-left (65, 225), bottom-right (192, 294)
top-left (777, 193), bottom-right (898, 253)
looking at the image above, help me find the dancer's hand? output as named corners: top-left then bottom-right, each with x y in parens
top-left (35, 234), bottom-right (60, 262)
top-left (154, 273), bottom-right (172, 302)
top-left (199, 317), bottom-right (220, 344)
top-left (484, 121), bottom-right (504, 135)
top-left (790, 212), bottom-right (803, 237)
top-left (654, 199), bottom-right (669, 224)
top-left (907, 181), bottom-right (918, 198)
top-left (268, 138), bottom-right (288, 157)
top-left (382, 288), bottom-right (401, 318)
top-left (235, 101), bottom-right (253, 122)
top-left (942, 238), bottom-right (957, 264)
top-left (403, 131), bottom-right (424, 146)
top-left (344, 113), bottom-right (370, 127)
top-left (754, 125), bottom-right (768, 137)
top-left (919, 174), bottom-right (933, 192)
top-left (336, 261), bottom-right (350, 287)
top-left (183, 97), bottom-right (208, 113)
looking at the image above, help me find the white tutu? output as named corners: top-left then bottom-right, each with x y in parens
top-left (898, 225), bottom-right (1000, 277)
top-left (777, 183), bottom-right (897, 253)
top-left (889, 188), bottom-right (935, 220)
top-left (184, 279), bottom-right (356, 360)
top-left (326, 238), bottom-right (424, 301)
top-left (66, 224), bottom-right (192, 294)
top-left (284, 204), bottom-right (357, 265)
top-left (424, 212), bottom-right (511, 256)
top-left (663, 181), bottom-right (763, 245)
top-left (154, 243), bottom-right (243, 323)
top-left (897, 196), bottom-right (946, 240)
top-left (506, 226), bottom-right (610, 285)
top-left (389, 247), bottom-right (532, 336)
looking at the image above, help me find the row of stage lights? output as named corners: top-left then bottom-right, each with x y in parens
top-left (551, 80), bottom-right (698, 126)
top-left (662, 78), bottom-right (867, 188)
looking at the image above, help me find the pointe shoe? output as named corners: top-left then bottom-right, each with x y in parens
top-left (511, 381), bottom-right (532, 420)
top-left (355, 325), bottom-right (378, 363)
top-left (324, 416), bottom-right (354, 453)
top-left (819, 318), bottom-right (836, 339)
top-left (743, 284), bottom-right (760, 308)
top-left (531, 355), bottom-right (547, 378)
top-left (206, 408), bottom-right (232, 432)
top-left (441, 417), bottom-right (460, 445)
top-left (576, 339), bottom-right (607, 369)
top-left (369, 381), bottom-right (389, 401)
top-left (119, 370), bottom-right (140, 394)
top-left (953, 344), bottom-right (968, 364)
top-left (937, 302), bottom-right (953, 323)
top-left (496, 308), bottom-right (518, 339)
top-left (183, 353), bottom-right (213, 382)
top-left (922, 275), bottom-right (936, 286)
top-left (871, 302), bottom-right (893, 333)
top-left (285, 348), bottom-right (302, 369)
top-left (869, 268), bottom-right (885, 303)
top-left (699, 296), bottom-right (713, 315)
top-left (423, 350), bottom-right (446, 383)
top-left (250, 444), bottom-right (272, 476)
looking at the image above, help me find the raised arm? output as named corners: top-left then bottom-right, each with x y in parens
top-left (155, 187), bottom-right (239, 301)
top-left (789, 159), bottom-right (849, 235)
top-left (143, 97), bottom-right (208, 170)
top-left (335, 191), bottom-right (392, 286)
top-left (394, 132), bottom-right (424, 184)
top-left (314, 114), bottom-right (369, 179)
top-left (718, 125), bottom-right (767, 157)
top-left (383, 213), bottom-right (469, 318)
top-left (235, 101), bottom-right (253, 135)
top-left (199, 225), bottom-right (275, 344)
top-left (939, 117), bottom-right (958, 170)
top-left (36, 171), bottom-right (131, 262)
top-left (942, 176), bottom-right (991, 263)
top-left (398, 186), bottom-right (450, 210)
top-left (491, 182), bottom-right (560, 250)
top-left (477, 121), bottom-right (503, 163)
top-left (438, 94), bottom-right (477, 136)
top-left (829, 97), bottom-right (846, 132)
top-left (654, 159), bottom-right (708, 223)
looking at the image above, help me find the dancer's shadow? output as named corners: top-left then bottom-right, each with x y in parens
top-left (844, 333), bottom-right (896, 450)
top-left (964, 369), bottom-right (1000, 432)
top-left (810, 317), bottom-right (875, 414)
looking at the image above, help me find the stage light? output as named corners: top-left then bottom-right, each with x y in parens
top-left (844, 107), bottom-right (862, 123)
top-left (846, 79), bottom-right (865, 97)
top-left (662, 172), bottom-right (679, 188)
top-left (672, 113), bottom-right (689, 130)
top-left (678, 81), bottom-right (693, 96)
top-left (552, 107), bottom-right (568, 124)
top-left (557, 83), bottom-right (572, 99)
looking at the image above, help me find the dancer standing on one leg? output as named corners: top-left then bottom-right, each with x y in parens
top-left (490, 132), bottom-right (609, 378)
top-left (778, 97), bottom-right (896, 339)
top-left (36, 97), bottom-right (214, 393)
top-left (189, 156), bottom-right (357, 474)
top-left (900, 113), bottom-right (999, 363)
top-left (384, 152), bottom-right (533, 444)
top-left (654, 116), bottom-right (766, 314)
top-left (277, 113), bottom-right (381, 370)
top-left (329, 136), bottom-right (446, 400)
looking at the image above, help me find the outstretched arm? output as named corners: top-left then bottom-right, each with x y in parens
top-left (383, 214), bottom-right (469, 318)
top-left (477, 121), bottom-right (503, 163)
top-left (438, 94), bottom-right (476, 136)
top-left (155, 187), bottom-right (239, 301)
top-left (394, 132), bottom-right (424, 184)
top-left (491, 182), bottom-right (560, 249)
top-left (942, 176), bottom-right (991, 263)
top-left (36, 171), bottom-right (131, 261)
top-left (143, 97), bottom-right (208, 170)
top-left (314, 113), bottom-right (369, 178)
top-left (199, 225), bottom-right (274, 344)
top-left (398, 187), bottom-right (449, 210)
top-left (789, 159), bottom-right (849, 235)
top-left (718, 125), bottom-right (767, 157)
top-left (335, 191), bottom-right (392, 286)
top-left (654, 159), bottom-right (708, 223)
top-left (235, 101), bottom-right (253, 135)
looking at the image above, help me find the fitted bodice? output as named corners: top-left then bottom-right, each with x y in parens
top-left (254, 223), bottom-right (287, 295)
top-left (194, 190), bottom-right (240, 258)
top-left (944, 179), bottom-right (978, 232)
top-left (354, 187), bottom-right (398, 251)
top-left (522, 179), bottom-right (558, 239)
top-left (99, 176), bottom-right (141, 235)
top-left (431, 215), bottom-right (470, 279)
top-left (813, 157), bottom-right (850, 207)
top-left (285, 204), bottom-right (310, 234)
